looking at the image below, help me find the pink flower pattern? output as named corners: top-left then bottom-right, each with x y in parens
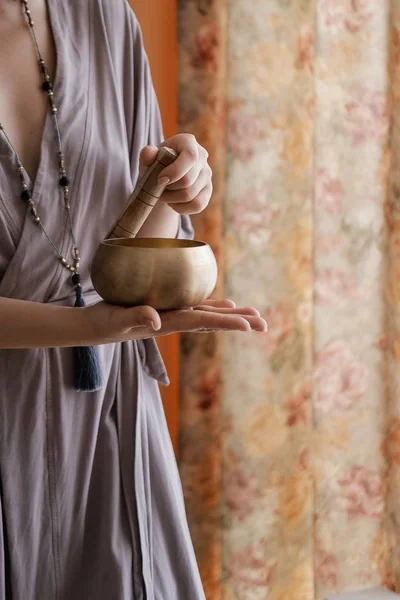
top-left (227, 541), bottom-right (276, 597)
top-left (345, 89), bottom-right (389, 145)
top-left (337, 466), bottom-right (384, 520)
top-left (231, 189), bottom-right (280, 247)
top-left (315, 267), bottom-right (359, 305)
top-left (228, 101), bottom-right (266, 163)
top-left (321, 0), bottom-right (377, 32)
top-left (191, 22), bottom-right (220, 73)
top-left (262, 304), bottom-right (293, 357)
top-left (197, 366), bottom-right (221, 411)
top-left (314, 168), bottom-right (344, 215)
top-left (223, 451), bottom-right (260, 522)
top-left (314, 340), bottom-right (369, 411)
top-left (315, 541), bottom-right (338, 587)
top-left (286, 379), bottom-right (312, 427)
top-left (315, 234), bottom-right (342, 255)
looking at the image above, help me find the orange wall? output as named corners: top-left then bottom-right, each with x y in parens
top-left (129, 0), bottom-right (180, 451)
top-left (130, 0), bottom-right (177, 140)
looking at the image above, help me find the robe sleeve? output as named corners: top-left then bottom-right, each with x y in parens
top-left (99, 0), bottom-right (194, 242)
top-left (96, 0), bottom-right (194, 384)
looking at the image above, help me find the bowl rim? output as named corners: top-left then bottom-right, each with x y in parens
top-left (100, 237), bottom-right (210, 249)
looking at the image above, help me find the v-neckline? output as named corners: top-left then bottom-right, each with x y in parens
top-left (27, 0), bottom-right (63, 195)
top-left (1, 0), bottom-right (63, 195)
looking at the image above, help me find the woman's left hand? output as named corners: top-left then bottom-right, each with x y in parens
top-left (139, 134), bottom-right (212, 215)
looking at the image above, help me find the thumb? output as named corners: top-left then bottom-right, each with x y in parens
top-left (116, 305), bottom-right (162, 332)
top-left (139, 145), bottom-right (159, 177)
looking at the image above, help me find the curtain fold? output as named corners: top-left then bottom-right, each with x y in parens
top-left (178, 2), bottom-right (227, 597)
top-left (178, 1), bottom-right (400, 598)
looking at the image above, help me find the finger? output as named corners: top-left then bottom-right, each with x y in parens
top-left (118, 305), bottom-right (161, 331)
top-left (158, 149), bottom-right (199, 185)
top-left (165, 184), bottom-right (212, 215)
top-left (184, 312), bottom-right (252, 333)
top-left (190, 311), bottom-right (267, 331)
top-left (196, 299), bottom-right (236, 309)
top-left (193, 305), bottom-right (261, 317)
top-left (161, 168), bottom-right (208, 204)
top-left (192, 312), bottom-right (267, 332)
top-left (158, 136), bottom-right (208, 184)
top-left (161, 310), bottom-right (267, 333)
top-left (163, 163), bottom-right (202, 192)
top-left (139, 145), bottom-right (159, 177)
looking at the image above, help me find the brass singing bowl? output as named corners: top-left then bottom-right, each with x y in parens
top-left (90, 237), bottom-right (218, 310)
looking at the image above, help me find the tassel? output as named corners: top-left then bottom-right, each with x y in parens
top-left (73, 282), bottom-right (102, 392)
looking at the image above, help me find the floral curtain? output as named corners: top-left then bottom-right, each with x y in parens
top-left (177, 0), bottom-right (400, 598)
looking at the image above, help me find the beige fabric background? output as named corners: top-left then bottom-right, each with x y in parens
top-left (177, 1), bottom-right (400, 598)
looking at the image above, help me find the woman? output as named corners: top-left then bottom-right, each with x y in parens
top-left (0, 0), bottom-right (267, 598)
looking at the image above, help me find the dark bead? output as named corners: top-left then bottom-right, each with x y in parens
top-left (41, 66), bottom-right (47, 74)
top-left (59, 175), bottom-right (70, 187)
top-left (72, 273), bottom-right (81, 285)
top-left (21, 189), bottom-right (32, 201)
top-left (42, 81), bottom-right (53, 92)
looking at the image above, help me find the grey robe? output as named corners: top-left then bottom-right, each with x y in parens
top-left (0, 1), bottom-right (205, 598)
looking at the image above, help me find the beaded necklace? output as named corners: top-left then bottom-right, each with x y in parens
top-left (0, 0), bottom-right (101, 392)
top-left (0, 0), bottom-right (83, 300)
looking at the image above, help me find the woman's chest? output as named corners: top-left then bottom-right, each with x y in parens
top-left (0, 2), bottom-right (135, 274)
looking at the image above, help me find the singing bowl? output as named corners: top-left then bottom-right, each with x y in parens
top-left (90, 237), bottom-right (218, 310)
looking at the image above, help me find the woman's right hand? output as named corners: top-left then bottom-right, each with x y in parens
top-left (85, 298), bottom-right (267, 345)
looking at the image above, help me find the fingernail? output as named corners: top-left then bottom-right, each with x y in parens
top-left (139, 145), bottom-right (150, 157)
top-left (158, 176), bottom-right (170, 186)
top-left (253, 324), bottom-right (268, 332)
top-left (151, 320), bottom-right (161, 331)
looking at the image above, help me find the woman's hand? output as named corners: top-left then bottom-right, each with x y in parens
top-left (139, 134), bottom-right (212, 216)
top-left (85, 299), bottom-right (267, 346)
